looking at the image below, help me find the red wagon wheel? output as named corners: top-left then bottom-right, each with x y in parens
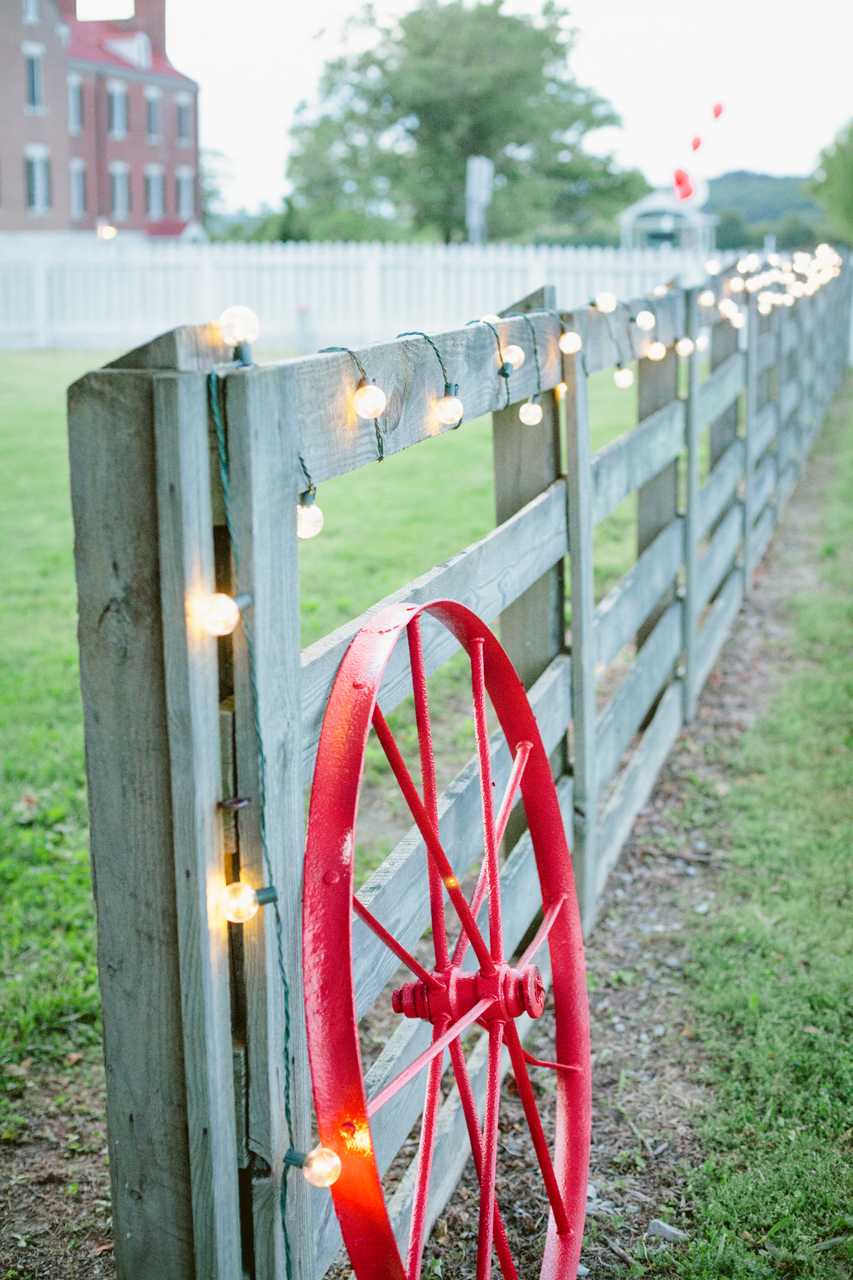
top-left (303, 600), bottom-right (591, 1280)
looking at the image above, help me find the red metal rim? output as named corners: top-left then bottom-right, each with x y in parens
top-left (303, 600), bottom-right (591, 1280)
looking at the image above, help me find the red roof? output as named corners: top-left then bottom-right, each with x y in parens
top-left (63, 15), bottom-right (196, 84)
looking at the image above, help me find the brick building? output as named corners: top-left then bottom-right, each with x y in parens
top-left (0, 0), bottom-right (199, 234)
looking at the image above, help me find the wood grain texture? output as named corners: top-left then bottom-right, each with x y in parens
top-left (594, 517), bottom-right (683, 673)
top-left (682, 288), bottom-right (702, 721)
top-left (695, 502), bottom-right (742, 614)
top-left (301, 480), bottom-right (567, 776)
top-left (693, 570), bottom-right (743, 693)
top-left (750, 504), bottom-right (777, 575)
top-left (153, 372), bottom-right (243, 1279)
top-left (68, 367), bottom-right (195, 1279)
top-left (696, 350), bottom-right (746, 433)
top-left (590, 399), bottom-right (685, 527)
top-left (697, 439), bottom-right (744, 540)
top-left (107, 324), bottom-right (234, 372)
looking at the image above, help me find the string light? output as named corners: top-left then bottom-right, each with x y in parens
top-left (614, 365), bottom-right (634, 389)
top-left (635, 310), bottom-right (656, 331)
top-left (480, 313), bottom-right (501, 324)
top-left (651, 284), bottom-right (669, 298)
top-left (559, 330), bottom-right (582, 354)
top-left (302, 1146), bottom-right (342, 1188)
top-left (745, 254), bottom-right (761, 273)
top-left (782, 294), bottom-right (795, 307)
top-left (676, 337), bottom-right (695, 357)
top-left (705, 259), bottom-right (721, 276)
top-left (646, 341), bottom-right (667, 361)
top-left (736, 258), bottom-right (750, 274)
top-left (297, 502), bottom-right (324, 539)
top-left (718, 298), bottom-right (739, 320)
top-left (698, 290), bottom-right (716, 308)
top-left (696, 333), bottom-right (710, 352)
top-left (222, 881), bottom-right (261, 923)
top-left (353, 380), bottom-right (387, 419)
top-left (502, 343), bottom-right (526, 369)
top-left (218, 305), bottom-right (260, 349)
top-left (731, 313), bottom-right (746, 329)
top-left (730, 276), bottom-right (745, 293)
top-left (193, 592), bottom-right (249, 636)
top-left (556, 381), bottom-right (568, 398)
top-left (96, 220), bottom-right (117, 241)
top-left (519, 397), bottom-right (543, 426)
top-left (435, 385), bottom-right (464, 426)
top-left (595, 292), bottom-right (618, 313)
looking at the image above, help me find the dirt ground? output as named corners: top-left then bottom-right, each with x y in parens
top-left (0, 417), bottom-right (830, 1277)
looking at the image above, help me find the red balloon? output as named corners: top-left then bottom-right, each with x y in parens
top-left (692, 136), bottom-right (702, 152)
top-left (674, 167), bottom-right (690, 187)
top-left (673, 168), bottom-right (694, 200)
top-left (713, 102), bottom-right (724, 119)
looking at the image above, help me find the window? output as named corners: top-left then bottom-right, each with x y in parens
top-left (144, 86), bottom-right (162, 142)
top-left (69, 158), bottom-right (86, 219)
top-left (67, 73), bottom-right (83, 133)
top-left (175, 166), bottom-right (194, 220)
top-left (109, 160), bottom-right (130, 220)
top-left (24, 145), bottom-right (50, 214)
top-left (145, 164), bottom-right (164, 220)
top-left (107, 81), bottom-right (127, 139)
top-left (22, 0), bottom-right (39, 24)
top-left (175, 92), bottom-right (192, 145)
top-left (23, 42), bottom-right (45, 110)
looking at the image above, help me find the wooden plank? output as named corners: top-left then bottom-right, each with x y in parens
top-left (107, 323), bottom-right (234, 372)
top-left (248, 313), bottom-right (563, 487)
top-left (776, 422), bottom-right (798, 476)
top-left (224, 367), bottom-right (314, 1280)
top-left (590, 399), bottom-right (685, 526)
top-left (301, 480), bottom-right (567, 776)
top-left (751, 451), bottom-right (776, 523)
top-left (682, 288), bottom-right (702, 722)
top-left (752, 400), bottom-right (778, 462)
top-left (352, 654), bottom-right (571, 1020)
top-left (564, 343), bottom-right (599, 926)
top-left (742, 292), bottom-right (760, 594)
top-left (153, 373), bottom-right (243, 1279)
top-left (693, 569), bottom-right (743, 693)
top-left (750, 504), bottom-right (776, 573)
top-left (313, 776), bottom-right (572, 1277)
top-left (595, 681), bottom-right (683, 899)
top-left (563, 290), bottom-right (685, 376)
top-left (594, 516), bottom-right (683, 672)
top-left (781, 312), bottom-right (800, 356)
top-left (636, 347), bottom-right (679, 650)
top-left (695, 502), bottom-right (742, 615)
top-left (756, 329), bottom-right (778, 376)
top-left (595, 601), bottom-right (682, 790)
top-left (697, 438), bottom-right (744, 540)
top-left (68, 367), bottom-right (195, 1280)
top-left (696, 350), bottom-right (746, 432)
top-left (778, 376), bottom-right (800, 425)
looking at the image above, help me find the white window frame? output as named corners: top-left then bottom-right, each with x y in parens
top-left (69, 157), bottom-right (86, 220)
top-left (144, 163), bottom-right (164, 220)
top-left (22, 41), bottom-right (46, 112)
top-left (24, 143), bottom-right (50, 215)
top-left (22, 0), bottom-right (40, 25)
top-left (107, 79), bottom-right (128, 140)
top-left (109, 159), bottom-right (130, 221)
top-left (144, 85), bottom-right (162, 144)
top-left (175, 91), bottom-right (193, 146)
top-left (67, 72), bottom-right (82, 134)
top-left (175, 165), bottom-right (194, 220)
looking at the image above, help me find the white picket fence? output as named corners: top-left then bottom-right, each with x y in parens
top-left (0, 234), bottom-right (723, 349)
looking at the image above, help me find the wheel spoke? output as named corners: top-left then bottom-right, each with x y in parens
top-left (476, 1022), bottom-right (504, 1280)
top-left (502, 1021), bottom-right (571, 1236)
top-left (447, 1038), bottom-right (519, 1280)
top-left (367, 998), bottom-right (493, 1119)
top-left (372, 706), bottom-right (496, 975)
top-left (516, 894), bottom-right (566, 972)
top-left (408, 617), bottom-right (449, 969)
top-left (352, 896), bottom-right (441, 989)
top-left (406, 1030), bottom-right (446, 1280)
top-left (470, 638), bottom-right (503, 963)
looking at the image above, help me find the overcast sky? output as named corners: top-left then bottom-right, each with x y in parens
top-left (153, 0), bottom-right (853, 213)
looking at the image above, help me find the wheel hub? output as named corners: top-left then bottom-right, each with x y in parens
top-left (392, 961), bottom-right (546, 1025)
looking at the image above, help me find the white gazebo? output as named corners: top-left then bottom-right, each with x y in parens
top-left (618, 188), bottom-right (717, 253)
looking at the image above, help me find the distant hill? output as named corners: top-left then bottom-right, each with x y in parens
top-left (705, 172), bottom-right (824, 225)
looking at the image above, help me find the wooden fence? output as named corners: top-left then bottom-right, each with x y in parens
top-left (67, 259), bottom-right (851, 1280)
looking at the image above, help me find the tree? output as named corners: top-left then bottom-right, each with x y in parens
top-left (286, 0), bottom-right (648, 243)
top-left (808, 122), bottom-right (853, 243)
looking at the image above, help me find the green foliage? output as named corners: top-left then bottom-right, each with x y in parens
top-left (808, 120), bottom-right (853, 243)
top-left (286, 0), bottom-right (648, 244)
top-left (706, 172), bottom-right (823, 226)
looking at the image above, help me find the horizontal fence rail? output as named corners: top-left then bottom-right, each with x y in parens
top-left (3, 235), bottom-right (732, 350)
top-left (67, 255), bottom-right (851, 1280)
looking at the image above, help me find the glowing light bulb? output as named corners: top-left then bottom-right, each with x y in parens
top-left (676, 337), bottom-right (695, 357)
top-left (698, 290), bottom-right (716, 308)
top-left (193, 593), bottom-right (242, 636)
top-left (481, 313), bottom-right (501, 324)
top-left (595, 292), bottom-right (618, 313)
top-left (353, 380), bottom-right (387, 419)
top-left (297, 502), bottom-right (324, 540)
top-left (745, 277), bottom-right (761, 292)
top-left (222, 881), bottom-right (260, 924)
top-left (646, 341), bottom-right (667, 361)
top-left (736, 258), bottom-right (750, 274)
top-left (635, 310), bottom-right (656, 331)
top-left (556, 381), bottom-right (568, 397)
top-left (815, 243), bottom-right (834, 260)
top-left (718, 298), bottom-right (739, 319)
top-left (696, 333), bottom-right (710, 352)
top-left (651, 284), bottom-right (669, 298)
top-left (730, 276), bottom-right (745, 293)
top-left (788, 281), bottom-right (805, 297)
top-left (767, 253), bottom-right (780, 267)
top-left (302, 1146), bottom-right (342, 1188)
top-left (745, 254), bottom-right (761, 273)
top-left (218, 306), bottom-right (260, 348)
top-left (613, 366), bottom-right (634, 389)
top-left (519, 398), bottom-right (543, 426)
top-left (435, 392), bottom-right (464, 426)
top-left (783, 294), bottom-right (794, 307)
top-left (732, 312), bottom-right (746, 328)
top-left (97, 222), bottom-right (117, 241)
top-left (503, 344), bottom-right (525, 369)
top-left (705, 259), bottom-right (721, 276)
top-left (559, 330), bottom-right (582, 354)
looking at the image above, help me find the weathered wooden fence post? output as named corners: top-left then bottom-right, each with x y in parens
top-left (682, 288), bottom-right (701, 721)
